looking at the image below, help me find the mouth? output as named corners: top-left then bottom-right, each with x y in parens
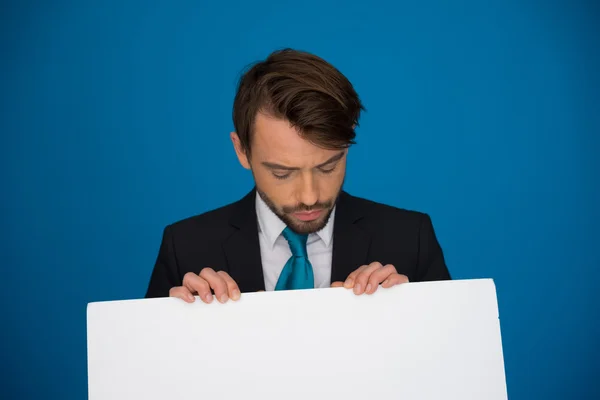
top-left (292, 209), bottom-right (323, 222)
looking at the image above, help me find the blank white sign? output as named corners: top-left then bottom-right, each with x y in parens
top-left (87, 279), bottom-right (507, 400)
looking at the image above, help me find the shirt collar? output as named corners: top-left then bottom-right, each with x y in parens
top-left (255, 192), bottom-right (335, 249)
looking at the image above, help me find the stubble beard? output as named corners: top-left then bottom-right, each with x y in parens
top-left (256, 187), bottom-right (340, 235)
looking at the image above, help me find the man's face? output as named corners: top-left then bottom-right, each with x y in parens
top-left (232, 113), bottom-right (347, 234)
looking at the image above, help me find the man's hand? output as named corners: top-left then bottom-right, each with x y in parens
top-left (331, 262), bottom-right (409, 294)
top-left (169, 268), bottom-right (241, 304)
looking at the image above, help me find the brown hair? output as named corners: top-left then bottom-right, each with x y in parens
top-left (232, 48), bottom-right (365, 154)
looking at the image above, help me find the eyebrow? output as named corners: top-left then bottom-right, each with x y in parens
top-left (261, 151), bottom-right (345, 171)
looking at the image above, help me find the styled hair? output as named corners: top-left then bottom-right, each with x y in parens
top-left (232, 48), bottom-right (365, 154)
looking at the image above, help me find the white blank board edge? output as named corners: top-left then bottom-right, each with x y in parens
top-left (87, 278), bottom-right (508, 400)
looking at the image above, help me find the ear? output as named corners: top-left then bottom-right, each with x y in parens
top-left (230, 132), bottom-right (251, 170)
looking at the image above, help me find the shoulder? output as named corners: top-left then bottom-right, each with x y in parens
top-left (163, 191), bottom-right (254, 241)
top-left (167, 203), bottom-right (236, 233)
top-left (339, 192), bottom-right (431, 231)
top-left (340, 191), bottom-right (428, 220)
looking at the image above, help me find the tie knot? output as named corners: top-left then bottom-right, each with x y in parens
top-left (282, 227), bottom-right (308, 258)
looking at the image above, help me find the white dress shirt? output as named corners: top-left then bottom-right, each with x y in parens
top-left (255, 192), bottom-right (335, 291)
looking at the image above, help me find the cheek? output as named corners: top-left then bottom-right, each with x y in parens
top-left (253, 170), bottom-right (291, 205)
top-left (317, 169), bottom-right (345, 197)
top-left (251, 167), bottom-right (270, 186)
top-left (254, 170), bottom-right (288, 196)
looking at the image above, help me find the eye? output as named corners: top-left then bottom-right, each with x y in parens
top-left (273, 172), bottom-right (291, 180)
top-left (319, 165), bottom-right (336, 174)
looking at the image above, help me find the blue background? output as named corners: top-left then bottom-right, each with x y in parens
top-left (1, 1), bottom-right (598, 398)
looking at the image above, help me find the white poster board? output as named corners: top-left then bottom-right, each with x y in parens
top-left (87, 278), bottom-right (508, 400)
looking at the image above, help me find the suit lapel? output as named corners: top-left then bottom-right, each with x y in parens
top-left (223, 189), bottom-right (266, 292)
top-left (331, 192), bottom-right (372, 283)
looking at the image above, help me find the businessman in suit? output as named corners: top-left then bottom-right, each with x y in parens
top-left (145, 49), bottom-right (451, 303)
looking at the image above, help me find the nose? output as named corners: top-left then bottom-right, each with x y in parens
top-left (297, 171), bottom-right (319, 206)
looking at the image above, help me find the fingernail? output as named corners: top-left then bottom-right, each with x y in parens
top-left (344, 279), bottom-right (353, 288)
top-left (205, 294), bottom-right (213, 303)
top-left (232, 289), bottom-right (240, 301)
top-left (354, 283), bottom-right (361, 294)
top-left (219, 294), bottom-right (229, 303)
top-left (366, 283), bottom-right (372, 293)
top-left (188, 294), bottom-right (195, 302)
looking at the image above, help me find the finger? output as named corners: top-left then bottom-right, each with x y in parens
top-left (382, 274), bottom-right (409, 288)
top-left (365, 264), bottom-right (397, 294)
top-left (217, 270), bottom-right (241, 301)
top-left (330, 281), bottom-right (344, 288)
top-left (200, 268), bottom-right (229, 303)
top-left (169, 286), bottom-right (195, 303)
top-left (353, 262), bottom-right (383, 295)
top-left (183, 272), bottom-right (213, 304)
top-left (343, 264), bottom-right (369, 288)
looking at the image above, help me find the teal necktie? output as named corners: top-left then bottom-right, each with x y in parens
top-left (275, 227), bottom-right (315, 290)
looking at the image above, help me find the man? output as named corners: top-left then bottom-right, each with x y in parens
top-left (145, 49), bottom-right (450, 304)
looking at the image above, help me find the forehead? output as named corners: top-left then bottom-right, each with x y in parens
top-left (252, 113), bottom-right (342, 165)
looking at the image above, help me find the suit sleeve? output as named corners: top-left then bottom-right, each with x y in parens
top-left (145, 225), bottom-right (183, 298)
top-left (414, 213), bottom-right (451, 282)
